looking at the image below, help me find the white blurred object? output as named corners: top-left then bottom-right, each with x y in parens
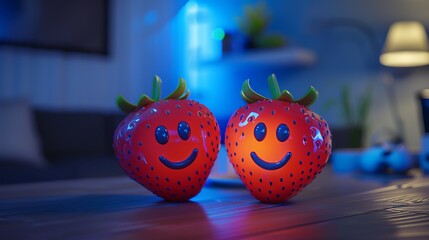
top-left (380, 21), bottom-right (429, 67)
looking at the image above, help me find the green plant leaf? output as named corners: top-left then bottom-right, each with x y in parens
top-left (321, 98), bottom-right (337, 113)
top-left (341, 85), bottom-right (354, 125)
top-left (357, 85), bottom-right (372, 126)
top-left (237, 2), bottom-right (269, 37)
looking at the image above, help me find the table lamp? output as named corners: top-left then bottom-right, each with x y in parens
top-left (380, 21), bottom-right (429, 67)
top-left (375, 21), bottom-right (429, 173)
top-left (378, 21), bottom-right (429, 142)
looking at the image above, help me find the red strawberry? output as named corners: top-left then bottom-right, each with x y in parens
top-left (113, 76), bottom-right (220, 202)
top-left (225, 74), bottom-right (332, 203)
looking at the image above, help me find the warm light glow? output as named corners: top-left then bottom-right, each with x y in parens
top-left (380, 21), bottom-right (429, 67)
top-left (420, 89), bottom-right (429, 99)
top-left (380, 51), bottom-right (429, 67)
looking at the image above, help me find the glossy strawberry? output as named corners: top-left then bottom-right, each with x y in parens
top-left (225, 74), bottom-right (332, 203)
top-left (113, 76), bottom-right (220, 202)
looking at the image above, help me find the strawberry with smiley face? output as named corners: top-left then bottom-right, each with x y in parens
top-left (225, 74), bottom-right (332, 203)
top-left (113, 76), bottom-right (220, 202)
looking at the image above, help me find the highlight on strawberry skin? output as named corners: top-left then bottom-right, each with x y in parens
top-left (113, 76), bottom-right (221, 202)
top-left (225, 74), bottom-right (332, 203)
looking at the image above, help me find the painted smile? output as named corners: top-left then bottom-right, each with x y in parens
top-left (250, 151), bottom-right (292, 170)
top-left (159, 148), bottom-right (199, 169)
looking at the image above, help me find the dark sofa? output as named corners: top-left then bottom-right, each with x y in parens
top-left (0, 109), bottom-right (126, 184)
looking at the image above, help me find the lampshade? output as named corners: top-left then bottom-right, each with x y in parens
top-left (380, 21), bottom-right (429, 67)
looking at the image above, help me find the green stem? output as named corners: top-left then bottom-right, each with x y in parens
top-left (138, 94), bottom-right (155, 107)
top-left (278, 90), bottom-right (294, 102)
top-left (165, 78), bottom-right (187, 99)
top-left (241, 79), bottom-right (268, 103)
top-left (179, 90), bottom-right (190, 100)
top-left (116, 76), bottom-right (191, 114)
top-left (295, 86), bottom-right (318, 107)
top-left (152, 76), bottom-right (161, 101)
top-left (241, 90), bottom-right (254, 103)
top-left (267, 74), bottom-right (281, 99)
top-left (116, 95), bottom-right (137, 114)
top-left (240, 74), bottom-right (319, 107)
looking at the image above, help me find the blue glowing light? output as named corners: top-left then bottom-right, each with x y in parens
top-left (143, 10), bottom-right (158, 26)
top-left (186, 1), bottom-right (199, 15)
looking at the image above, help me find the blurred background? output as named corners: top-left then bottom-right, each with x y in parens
top-left (1, 0), bottom-right (429, 183)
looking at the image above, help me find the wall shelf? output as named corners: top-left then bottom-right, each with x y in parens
top-left (201, 46), bottom-right (316, 69)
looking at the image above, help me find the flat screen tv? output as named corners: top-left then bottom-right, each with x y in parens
top-left (0, 0), bottom-right (109, 55)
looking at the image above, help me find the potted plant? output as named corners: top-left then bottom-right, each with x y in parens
top-left (338, 85), bottom-right (372, 148)
top-left (328, 85), bottom-right (372, 173)
top-left (236, 2), bottom-right (286, 49)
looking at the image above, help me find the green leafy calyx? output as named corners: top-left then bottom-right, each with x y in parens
top-left (241, 74), bottom-right (318, 107)
top-left (116, 76), bottom-right (190, 114)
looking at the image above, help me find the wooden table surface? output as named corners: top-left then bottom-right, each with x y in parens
top-left (1, 167), bottom-right (429, 240)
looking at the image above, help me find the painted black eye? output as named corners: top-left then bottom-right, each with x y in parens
top-left (276, 123), bottom-right (290, 142)
top-left (155, 125), bottom-right (169, 145)
top-left (178, 121), bottom-right (191, 141)
top-left (254, 122), bottom-right (267, 142)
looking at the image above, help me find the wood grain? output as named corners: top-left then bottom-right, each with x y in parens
top-left (1, 167), bottom-right (428, 240)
